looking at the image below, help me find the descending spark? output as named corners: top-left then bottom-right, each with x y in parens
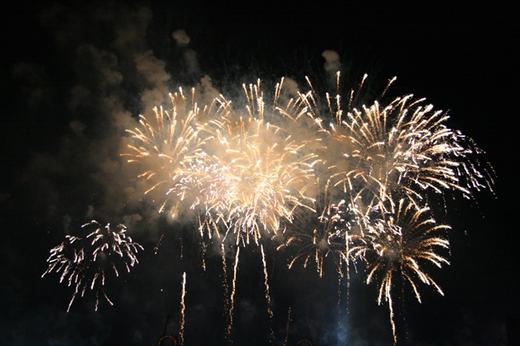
top-left (42, 220), bottom-right (143, 312)
top-left (260, 244), bottom-right (273, 319)
top-left (284, 306), bottom-right (292, 346)
top-left (260, 244), bottom-right (275, 342)
top-left (221, 243), bottom-right (230, 316)
top-left (200, 240), bottom-right (207, 272)
top-left (179, 272), bottom-right (187, 346)
top-left (154, 233), bottom-right (166, 255)
top-left (227, 246), bottom-right (240, 339)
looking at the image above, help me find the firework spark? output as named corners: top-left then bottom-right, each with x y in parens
top-left (221, 243), bottom-right (230, 317)
top-left (42, 220), bottom-right (143, 312)
top-left (179, 272), bottom-right (187, 346)
top-left (260, 244), bottom-right (273, 319)
top-left (227, 246), bottom-right (240, 338)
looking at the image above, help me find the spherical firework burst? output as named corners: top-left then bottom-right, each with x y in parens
top-left (42, 220), bottom-right (143, 311)
top-left (123, 88), bottom-right (227, 218)
top-left (327, 96), bottom-right (492, 204)
top-left (183, 82), bottom-right (322, 245)
top-left (195, 114), bottom-right (319, 245)
top-left (350, 198), bottom-right (450, 344)
top-left (275, 73), bottom-right (493, 205)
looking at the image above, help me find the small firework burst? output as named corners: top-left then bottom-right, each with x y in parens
top-left (278, 186), bottom-right (351, 278)
top-left (42, 220), bottom-right (143, 311)
top-left (350, 198), bottom-right (450, 343)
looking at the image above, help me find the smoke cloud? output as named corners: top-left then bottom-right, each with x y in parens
top-left (322, 49), bottom-right (342, 87)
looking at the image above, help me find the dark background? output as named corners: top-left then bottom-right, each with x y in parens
top-left (0, 1), bottom-right (517, 345)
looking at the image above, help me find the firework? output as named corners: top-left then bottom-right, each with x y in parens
top-left (123, 88), bottom-right (226, 218)
top-left (194, 102), bottom-right (319, 245)
top-left (280, 197), bottom-right (350, 278)
top-left (270, 73), bottom-right (492, 344)
top-left (281, 74), bottom-right (491, 344)
top-left (42, 220), bottom-right (143, 311)
top-left (95, 71), bottom-right (491, 344)
top-left (350, 198), bottom-right (450, 343)
top-left (275, 73), bottom-right (493, 206)
top-left (329, 96), bottom-right (493, 204)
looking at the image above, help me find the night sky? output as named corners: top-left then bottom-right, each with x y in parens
top-left (1, 1), bottom-right (517, 345)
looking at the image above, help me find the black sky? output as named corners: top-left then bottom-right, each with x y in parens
top-left (1, 1), bottom-right (518, 345)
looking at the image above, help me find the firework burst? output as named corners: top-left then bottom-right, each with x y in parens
top-left (42, 220), bottom-right (143, 311)
top-left (268, 72), bottom-right (493, 344)
top-left (123, 88), bottom-right (226, 218)
top-left (327, 95), bottom-right (493, 205)
top-left (193, 95), bottom-right (320, 245)
top-left (278, 185), bottom-right (352, 278)
top-left (274, 72), bottom-right (493, 206)
top-left (350, 198), bottom-right (450, 343)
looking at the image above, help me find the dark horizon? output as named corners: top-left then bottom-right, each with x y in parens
top-left (1, 1), bottom-right (517, 345)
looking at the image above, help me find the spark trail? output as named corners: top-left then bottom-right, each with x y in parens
top-left (227, 246), bottom-right (240, 339)
top-left (179, 272), bottom-right (187, 346)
